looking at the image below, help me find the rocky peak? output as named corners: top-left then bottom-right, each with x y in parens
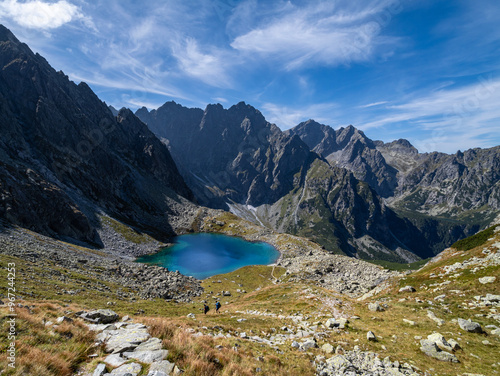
top-left (0, 25), bottom-right (193, 245)
top-left (378, 138), bottom-right (418, 155)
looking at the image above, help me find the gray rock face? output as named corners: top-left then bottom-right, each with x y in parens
top-left (0, 25), bottom-right (193, 247)
top-left (286, 121), bottom-right (399, 198)
top-left (287, 120), bottom-right (500, 252)
top-left (137, 101), bottom-right (309, 209)
top-left (458, 318), bottom-right (483, 333)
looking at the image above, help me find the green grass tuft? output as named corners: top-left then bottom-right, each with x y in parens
top-left (451, 225), bottom-right (497, 251)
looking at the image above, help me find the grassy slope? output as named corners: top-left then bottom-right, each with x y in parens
top-left (1, 225), bottom-right (499, 376)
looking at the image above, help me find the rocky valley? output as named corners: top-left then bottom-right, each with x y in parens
top-left (0, 23), bottom-right (499, 376)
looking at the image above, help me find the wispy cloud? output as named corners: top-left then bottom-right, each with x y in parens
top-left (0, 0), bottom-right (90, 30)
top-left (261, 101), bottom-right (339, 129)
top-left (68, 72), bottom-right (190, 101)
top-left (359, 101), bottom-right (388, 108)
top-left (172, 37), bottom-right (233, 88)
top-left (231, 0), bottom-right (402, 70)
top-left (358, 75), bottom-right (500, 152)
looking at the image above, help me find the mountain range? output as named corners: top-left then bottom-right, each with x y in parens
top-left (136, 102), bottom-right (500, 261)
top-left (1, 23), bottom-right (499, 263)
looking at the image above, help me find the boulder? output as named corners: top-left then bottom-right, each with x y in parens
top-left (427, 333), bottom-right (453, 352)
top-left (420, 339), bottom-right (458, 362)
top-left (447, 339), bottom-right (461, 351)
top-left (367, 331), bottom-right (377, 341)
top-left (427, 310), bottom-right (445, 325)
top-left (83, 309), bottom-right (119, 324)
top-left (478, 276), bottom-right (496, 284)
top-left (399, 286), bottom-right (416, 293)
top-left (56, 316), bottom-right (73, 324)
top-left (368, 302), bottom-right (384, 312)
top-left (458, 318), bottom-right (483, 333)
top-left (321, 343), bottom-right (334, 354)
top-left (403, 319), bottom-right (416, 326)
top-left (301, 339), bottom-right (318, 350)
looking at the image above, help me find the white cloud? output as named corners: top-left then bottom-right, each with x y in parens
top-left (0, 0), bottom-right (87, 30)
top-left (358, 75), bottom-right (500, 153)
top-left (172, 37), bottom-right (232, 88)
top-left (68, 72), bottom-right (190, 102)
top-left (359, 101), bottom-right (388, 108)
top-left (261, 101), bottom-right (339, 129)
top-left (230, 0), bottom-right (401, 70)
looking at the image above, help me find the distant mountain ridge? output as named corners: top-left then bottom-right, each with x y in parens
top-left (135, 102), bottom-right (498, 261)
top-left (287, 119), bottom-right (500, 220)
top-left (0, 25), bottom-right (194, 245)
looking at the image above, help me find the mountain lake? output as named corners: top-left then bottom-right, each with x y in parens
top-left (136, 233), bottom-right (280, 279)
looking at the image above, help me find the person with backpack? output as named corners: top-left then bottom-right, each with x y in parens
top-left (204, 303), bottom-right (209, 315)
top-left (215, 301), bottom-right (221, 313)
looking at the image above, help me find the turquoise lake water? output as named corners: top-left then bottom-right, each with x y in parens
top-left (136, 233), bottom-right (280, 280)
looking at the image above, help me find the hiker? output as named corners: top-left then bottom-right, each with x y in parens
top-left (204, 303), bottom-right (209, 315)
top-left (215, 301), bottom-right (221, 313)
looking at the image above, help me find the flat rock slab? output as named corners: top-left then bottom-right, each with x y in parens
top-left (88, 323), bottom-right (117, 332)
top-left (124, 349), bottom-right (169, 363)
top-left (134, 337), bottom-right (163, 352)
top-left (105, 328), bottom-right (151, 353)
top-left (104, 353), bottom-right (126, 367)
top-left (147, 360), bottom-right (176, 376)
top-left (109, 362), bottom-right (142, 376)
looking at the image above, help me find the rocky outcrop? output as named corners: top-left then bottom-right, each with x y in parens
top-left (316, 347), bottom-right (422, 375)
top-left (0, 25), bottom-right (193, 247)
top-left (83, 311), bottom-right (181, 376)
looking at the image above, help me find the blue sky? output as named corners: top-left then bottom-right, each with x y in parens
top-left (1, 0), bottom-right (499, 153)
